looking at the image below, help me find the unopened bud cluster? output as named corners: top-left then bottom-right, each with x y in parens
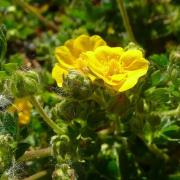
top-left (10, 70), bottom-right (40, 97)
top-left (62, 70), bottom-right (93, 100)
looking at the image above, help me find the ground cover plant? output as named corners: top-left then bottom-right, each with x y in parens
top-left (0, 0), bottom-right (180, 179)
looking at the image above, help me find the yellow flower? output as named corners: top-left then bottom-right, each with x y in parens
top-left (84, 46), bottom-right (149, 92)
top-left (9, 98), bottom-right (32, 125)
top-left (52, 34), bottom-right (106, 86)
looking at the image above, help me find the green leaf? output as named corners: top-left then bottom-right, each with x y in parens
top-left (9, 53), bottom-right (24, 66)
top-left (143, 122), bottom-right (153, 144)
top-left (0, 112), bottom-right (17, 137)
top-left (168, 173), bottom-right (180, 180)
top-left (107, 159), bottom-right (119, 176)
top-left (160, 120), bottom-right (180, 137)
top-left (0, 71), bottom-right (8, 80)
top-left (145, 87), bottom-right (169, 104)
top-left (161, 125), bottom-right (180, 134)
top-left (151, 70), bottom-right (162, 86)
top-left (149, 54), bottom-right (168, 67)
top-left (0, 0), bottom-right (11, 7)
top-left (0, 24), bottom-right (7, 64)
top-left (15, 142), bottom-right (30, 159)
top-left (2, 63), bottom-right (18, 74)
top-left (155, 119), bottom-right (180, 143)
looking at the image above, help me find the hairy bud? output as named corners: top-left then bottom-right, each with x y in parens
top-left (62, 70), bottom-right (93, 99)
top-left (10, 70), bottom-right (40, 97)
top-left (51, 135), bottom-right (72, 162)
top-left (52, 164), bottom-right (77, 180)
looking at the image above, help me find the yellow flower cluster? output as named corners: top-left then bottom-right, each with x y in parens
top-left (9, 98), bottom-right (32, 125)
top-left (52, 35), bottom-right (149, 92)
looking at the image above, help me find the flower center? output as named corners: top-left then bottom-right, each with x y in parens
top-left (105, 57), bottom-right (123, 76)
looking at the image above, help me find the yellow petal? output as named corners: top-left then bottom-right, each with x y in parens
top-left (14, 98), bottom-right (32, 111)
top-left (84, 52), bottom-right (109, 81)
top-left (65, 35), bottom-right (106, 58)
top-left (94, 46), bottom-right (124, 63)
top-left (117, 75), bottom-right (139, 92)
top-left (55, 46), bottom-right (75, 69)
top-left (121, 49), bottom-right (143, 67)
top-left (111, 73), bottom-right (127, 81)
top-left (55, 35), bottom-right (107, 73)
top-left (125, 58), bottom-right (149, 71)
top-left (52, 64), bottom-right (68, 87)
top-left (18, 111), bottom-right (30, 125)
top-left (84, 51), bottom-right (105, 71)
top-left (127, 67), bottom-right (148, 79)
top-left (65, 35), bottom-right (88, 58)
top-left (84, 47), bottom-right (124, 86)
top-left (74, 35), bottom-right (91, 51)
top-left (116, 70), bottom-right (147, 92)
top-left (90, 35), bottom-right (107, 49)
top-left (9, 98), bottom-right (32, 125)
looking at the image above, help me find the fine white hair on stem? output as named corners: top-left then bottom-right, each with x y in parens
top-left (0, 94), bottom-right (22, 112)
top-left (6, 160), bottom-right (25, 180)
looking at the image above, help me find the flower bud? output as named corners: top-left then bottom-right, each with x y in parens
top-left (169, 47), bottom-right (180, 66)
top-left (171, 68), bottom-right (178, 81)
top-left (124, 42), bottom-right (144, 54)
top-left (51, 98), bottom-right (89, 121)
top-left (62, 70), bottom-right (93, 100)
top-left (52, 164), bottom-right (77, 180)
top-left (0, 134), bottom-right (13, 174)
top-left (51, 99), bottom-right (74, 121)
top-left (10, 70), bottom-right (40, 97)
top-left (51, 135), bottom-right (72, 162)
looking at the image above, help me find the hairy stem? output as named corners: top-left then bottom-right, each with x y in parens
top-left (30, 96), bottom-right (63, 134)
top-left (13, 0), bottom-right (58, 32)
top-left (17, 147), bottom-right (52, 162)
top-left (23, 170), bottom-right (48, 180)
top-left (116, 0), bottom-right (137, 43)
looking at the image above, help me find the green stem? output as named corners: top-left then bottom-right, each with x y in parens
top-left (70, 0), bottom-right (77, 8)
top-left (17, 147), bottom-right (52, 162)
top-left (151, 105), bottom-right (180, 117)
top-left (13, 0), bottom-right (58, 32)
top-left (138, 135), bottom-right (169, 161)
top-left (116, 0), bottom-right (137, 43)
top-left (23, 170), bottom-right (48, 180)
top-left (114, 145), bottom-right (121, 180)
top-left (147, 143), bottom-right (169, 161)
top-left (30, 96), bottom-right (63, 134)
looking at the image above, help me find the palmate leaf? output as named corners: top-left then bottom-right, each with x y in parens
top-left (0, 24), bottom-right (7, 67)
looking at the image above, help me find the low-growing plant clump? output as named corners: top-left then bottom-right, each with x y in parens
top-left (0, 0), bottom-right (180, 179)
